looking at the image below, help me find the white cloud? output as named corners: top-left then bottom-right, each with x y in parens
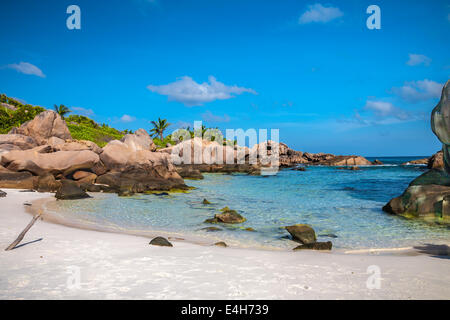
top-left (6, 62), bottom-right (45, 78)
top-left (363, 100), bottom-right (411, 120)
top-left (147, 76), bottom-right (257, 106)
top-left (201, 110), bottom-right (230, 123)
top-left (299, 3), bottom-right (343, 24)
top-left (406, 53), bottom-right (431, 66)
top-left (392, 79), bottom-right (443, 102)
top-left (120, 114), bottom-right (136, 123)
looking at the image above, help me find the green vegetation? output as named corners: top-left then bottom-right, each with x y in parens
top-left (0, 93), bottom-right (127, 146)
top-left (0, 94), bottom-right (45, 134)
top-left (65, 115), bottom-right (125, 147)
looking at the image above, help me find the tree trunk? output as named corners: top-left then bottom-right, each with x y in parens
top-left (5, 213), bottom-right (41, 251)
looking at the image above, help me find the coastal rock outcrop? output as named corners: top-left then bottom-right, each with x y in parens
top-left (1, 146), bottom-right (100, 176)
top-left (36, 173), bottom-right (61, 192)
top-left (121, 129), bottom-right (156, 152)
top-left (9, 110), bottom-right (71, 145)
top-left (316, 155), bottom-right (372, 166)
top-left (383, 80), bottom-right (450, 222)
top-left (0, 134), bottom-right (37, 150)
top-left (0, 165), bottom-right (37, 189)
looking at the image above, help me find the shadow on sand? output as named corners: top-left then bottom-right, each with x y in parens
top-left (414, 244), bottom-right (450, 259)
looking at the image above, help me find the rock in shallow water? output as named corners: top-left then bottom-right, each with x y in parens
top-left (285, 224), bottom-right (317, 244)
top-left (204, 207), bottom-right (246, 224)
top-left (149, 237), bottom-right (173, 247)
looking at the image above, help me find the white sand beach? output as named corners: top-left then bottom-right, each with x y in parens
top-left (0, 189), bottom-right (449, 300)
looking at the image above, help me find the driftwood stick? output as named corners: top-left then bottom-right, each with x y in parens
top-left (5, 212), bottom-right (42, 251)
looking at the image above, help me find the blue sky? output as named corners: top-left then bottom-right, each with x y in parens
top-left (0, 0), bottom-right (449, 156)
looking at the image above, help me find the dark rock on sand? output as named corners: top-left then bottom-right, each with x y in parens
top-left (214, 241), bottom-right (227, 247)
top-left (285, 224), bottom-right (317, 244)
top-left (55, 179), bottom-right (91, 200)
top-left (293, 241), bottom-right (332, 251)
top-left (0, 189), bottom-right (6, 197)
top-left (149, 237), bottom-right (173, 247)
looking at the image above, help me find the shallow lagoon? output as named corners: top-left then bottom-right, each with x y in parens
top-left (45, 157), bottom-right (450, 250)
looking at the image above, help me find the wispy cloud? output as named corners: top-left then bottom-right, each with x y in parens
top-left (391, 79), bottom-right (443, 103)
top-left (201, 110), bottom-right (230, 123)
top-left (71, 106), bottom-right (94, 117)
top-left (363, 100), bottom-right (412, 121)
top-left (298, 3), bottom-right (343, 24)
top-left (406, 53), bottom-right (431, 66)
top-left (120, 114), bottom-right (136, 123)
top-left (5, 62), bottom-right (45, 78)
top-left (147, 76), bottom-right (256, 106)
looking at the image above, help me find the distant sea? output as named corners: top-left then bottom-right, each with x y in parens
top-left (45, 156), bottom-right (450, 250)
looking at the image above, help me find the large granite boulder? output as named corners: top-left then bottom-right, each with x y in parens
top-left (121, 129), bottom-right (156, 152)
top-left (55, 179), bottom-right (91, 200)
top-left (0, 165), bottom-right (37, 189)
top-left (0, 134), bottom-right (37, 150)
top-left (383, 184), bottom-right (450, 220)
top-left (35, 174), bottom-right (61, 192)
top-left (9, 110), bottom-right (71, 145)
top-left (1, 145), bottom-right (100, 176)
top-left (53, 140), bottom-right (103, 154)
top-left (285, 224), bottom-right (317, 244)
top-left (384, 81), bottom-right (450, 221)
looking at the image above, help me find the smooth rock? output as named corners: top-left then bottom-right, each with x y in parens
top-left (149, 237), bottom-right (173, 247)
top-left (214, 241), bottom-right (227, 247)
top-left (9, 110), bottom-right (71, 145)
top-left (36, 174), bottom-right (61, 192)
top-left (285, 224), bottom-right (317, 244)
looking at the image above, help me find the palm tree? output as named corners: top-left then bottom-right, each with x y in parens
top-left (150, 118), bottom-right (171, 141)
top-left (53, 104), bottom-right (71, 119)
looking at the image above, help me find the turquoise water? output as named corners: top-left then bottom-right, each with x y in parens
top-left (45, 157), bottom-right (450, 250)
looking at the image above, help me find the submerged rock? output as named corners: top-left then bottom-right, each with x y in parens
top-left (372, 159), bottom-right (383, 165)
top-left (55, 179), bottom-right (91, 200)
top-left (293, 241), bottom-right (332, 251)
top-left (285, 224), bottom-right (317, 244)
top-left (201, 227), bottom-right (222, 232)
top-left (202, 198), bottom-right (211, 204)
top-left (149, 237), bottom-right (173, 247)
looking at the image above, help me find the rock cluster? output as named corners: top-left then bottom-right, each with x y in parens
top-left (0, 110), bottom-right (186, 197)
